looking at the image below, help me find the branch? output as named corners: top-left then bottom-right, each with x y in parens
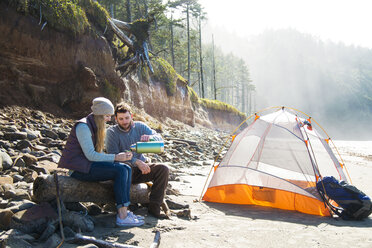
top-left (108, 19), bottom-right (134, 50)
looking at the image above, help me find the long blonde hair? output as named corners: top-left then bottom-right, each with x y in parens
top-left (94, 115), bottom-right (106, 152)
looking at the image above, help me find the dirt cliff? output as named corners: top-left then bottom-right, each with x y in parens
top-left (0, 3), bottom-right (244, 131)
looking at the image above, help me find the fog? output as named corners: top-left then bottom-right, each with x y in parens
top-left (202, 26), bottom-right (372, 140)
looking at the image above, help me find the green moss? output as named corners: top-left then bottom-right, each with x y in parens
top-left (6, 0), bottom-right (110, 36)
top-left (187, 86), bottom-right (199, 103)
top-left (199, 98), bottom-right (246, 118)
top-left (78, 0), bottom-right (110, 31)
top-left (100, 79), bottom-right (120, 101)
top-left (129, 19), bottom-right (150, 44)
top-left (113, 37), bottom-right (129, 61)
top-left (151, 57), bottom-right (177, 96)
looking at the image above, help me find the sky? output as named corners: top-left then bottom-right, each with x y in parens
top-left (198, 0), bottom-right (372, 48)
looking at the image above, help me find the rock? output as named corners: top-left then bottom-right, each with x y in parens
top-left (35, 160), bottom-right (59, 173)
top-left (40, 129), bottom-right (59, 140)
top-left (22, 154), bottom-right (38, 166)
top-left (65, 202), bottom-right (88, 212)
top-left (14, 157), bottom-right (26, 167)
top-left (12, 174), bottom-right (24, 183)
top-left (0, 209), bottom-right (14, 230)
top-left (0, 151), bottom-right (13, 170)
top-left (0, 176), bottom-right (13, 185)
top-left (63, 226), bottom-right (76, 238)
top-left (10, 202), bottom-right (58, 234)
top-left (0, 140), bottom-right (11, 149)
top-left (6, 200), bottom-right (36, 213)
top-left (1, 230), bottom-right (34, 248)
top-left (16, 140), bottom-right (32, 150)
top-left (24, 171), bottom-right (38, 183)
top-left (38, 221), bottom-right (57, 241)
top-left (4, 189), bottom-right (31, 201)
top-left (87, 203), bottom-right (102, 216)
top-left (166, 199), bottom-right (189, 210)
top-left (3, 131), bottom-right (27, 141)
top-left (21, 128), bottom-right (40, 140)
top-left (63, 211), bottom-right (94, 232)
top-left (43, 233), bottom-right (62, 248)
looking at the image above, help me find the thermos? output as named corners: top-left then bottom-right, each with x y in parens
top-left (130, 141), bottom-right (164, 153)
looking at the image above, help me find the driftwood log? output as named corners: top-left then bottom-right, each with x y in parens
top-left (33, 175), bottom-right (150, 204)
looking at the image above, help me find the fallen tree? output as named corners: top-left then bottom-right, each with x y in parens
top-left (32, 175), bottom-right (150, 204)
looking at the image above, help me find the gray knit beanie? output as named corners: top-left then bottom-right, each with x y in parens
top-left (91, 97), bottom-right (114, 115)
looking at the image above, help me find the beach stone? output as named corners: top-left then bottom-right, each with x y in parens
top-left (44, 233), bottom-right (62, 248)
top-left (22, 154), bottom-right (38, 166)
top-left (0, 125), bottom-right (18, 132)
top-left (10, 202), bottom-right (58, 234)
top-left (12, 174), bottom-right (24, 183)
top-left (63, 211), bottom-right (94, 232)
top-left (0, 176), bottom-right (13, 185)
top-left (4, 189), bottom-right (31, 201)
top-left (21, 128), bottom-right (40, 140)
top-left (57, 130), bottom-right (68, 140)
top-left (28, 164), bottom-right (49, 175)
top-left (36, 160), bottom-right (59, 173)
top-left (40, 137), bottom-right (53, 146)
top-left (3, 131), bottom-right (27, 141)
top-left (14, 157), bottom-right (26, 167)
top-left (0, 140), bottom-right (11, 149)
top-left (1, 230), bottom-right (33, 248)
top-left (0, 209), bottom-right (14, 230)
top-left (41, 129), bottom-right (59, 140)
top-left (1, 152), bottom-right (13, 170)
top-left (87, 203), bottom-right (102, 216)
top-left (16, 140), bottom-right (32, 150)
top-left (65, 202), bottom-right (88, 212)
top-left (38, 221), bottom-right (57, 241)
top-left (24, 171), bottom-right (38, 183)
top-left (7, 200), bottom-right (36, 213)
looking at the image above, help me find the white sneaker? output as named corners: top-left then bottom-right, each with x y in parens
top-left (128, 211), bottom-right (145, 220)
top-left (116, 215), bottom-right (144, 227)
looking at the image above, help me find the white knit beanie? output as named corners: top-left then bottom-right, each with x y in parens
top-left (91, 97), bottom-right (114, 115)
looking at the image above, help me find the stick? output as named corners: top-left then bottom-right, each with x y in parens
top-left (149, 231), bottom-right (161, 248)
top-left (54, 173), bottom-right (65, 248)
top-left (71, 233), bottom-right (141, 248)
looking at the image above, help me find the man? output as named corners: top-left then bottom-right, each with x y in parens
top-left (105, 102), bottom-right (169, 218)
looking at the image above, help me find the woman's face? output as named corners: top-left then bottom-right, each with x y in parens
top-left (104, 114), bottom-right (112, 122)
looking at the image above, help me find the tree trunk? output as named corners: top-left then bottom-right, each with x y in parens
top-left (212, 34), bottom-right (217, 100)
top-left (170, 14), bottom-right (175, 68)
top-left (126, 0), bottom-right (132, 22)
top-left (32, 175), bottom-right (150, 204)
top-left (187, 3), bottom-right (191, 84)
top-left (198, 15), bottom-right (205, 98)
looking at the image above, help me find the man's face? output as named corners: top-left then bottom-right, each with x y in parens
top-left (115, 112), bottom-right (133, 131)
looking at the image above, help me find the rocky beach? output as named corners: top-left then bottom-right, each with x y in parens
top-left (1, 106), bottom-right (372, 248)
top-left (0, 105), bottom-right (231, 247)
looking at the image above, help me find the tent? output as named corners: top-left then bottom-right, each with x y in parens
top-left (202, 107), bottom-right (351, 216)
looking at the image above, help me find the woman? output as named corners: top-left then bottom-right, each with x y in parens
top-left (58, 97), bottom-right (144, 227)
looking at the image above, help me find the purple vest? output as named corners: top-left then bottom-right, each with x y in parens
top-left (58, 114), bottom-right (97, 173)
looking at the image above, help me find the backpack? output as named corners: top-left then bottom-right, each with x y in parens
top-left (316, 176), bottom-right (372, 220)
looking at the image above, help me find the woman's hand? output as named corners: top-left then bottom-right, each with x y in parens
top-left (115, 152), bottom-right (133, 162)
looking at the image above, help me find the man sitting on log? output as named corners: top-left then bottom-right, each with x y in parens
top-left (105, 102), bottom-right (169, 219)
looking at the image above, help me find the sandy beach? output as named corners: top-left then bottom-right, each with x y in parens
top-left (62, 140), bottom-right (372, 248)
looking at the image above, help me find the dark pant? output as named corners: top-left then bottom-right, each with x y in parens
top-left (71, 162), bottom-right (132, 209)
top-left (131, 163), bottom-right (169, 206)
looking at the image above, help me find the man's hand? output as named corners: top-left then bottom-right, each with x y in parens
top-left (140, 134), bottom-right (151, 142)
top-left (135, 159), bottom-right (151, 174)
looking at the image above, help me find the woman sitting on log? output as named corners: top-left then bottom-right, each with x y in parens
top-left (58, 97), bottom-right (144, 227)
